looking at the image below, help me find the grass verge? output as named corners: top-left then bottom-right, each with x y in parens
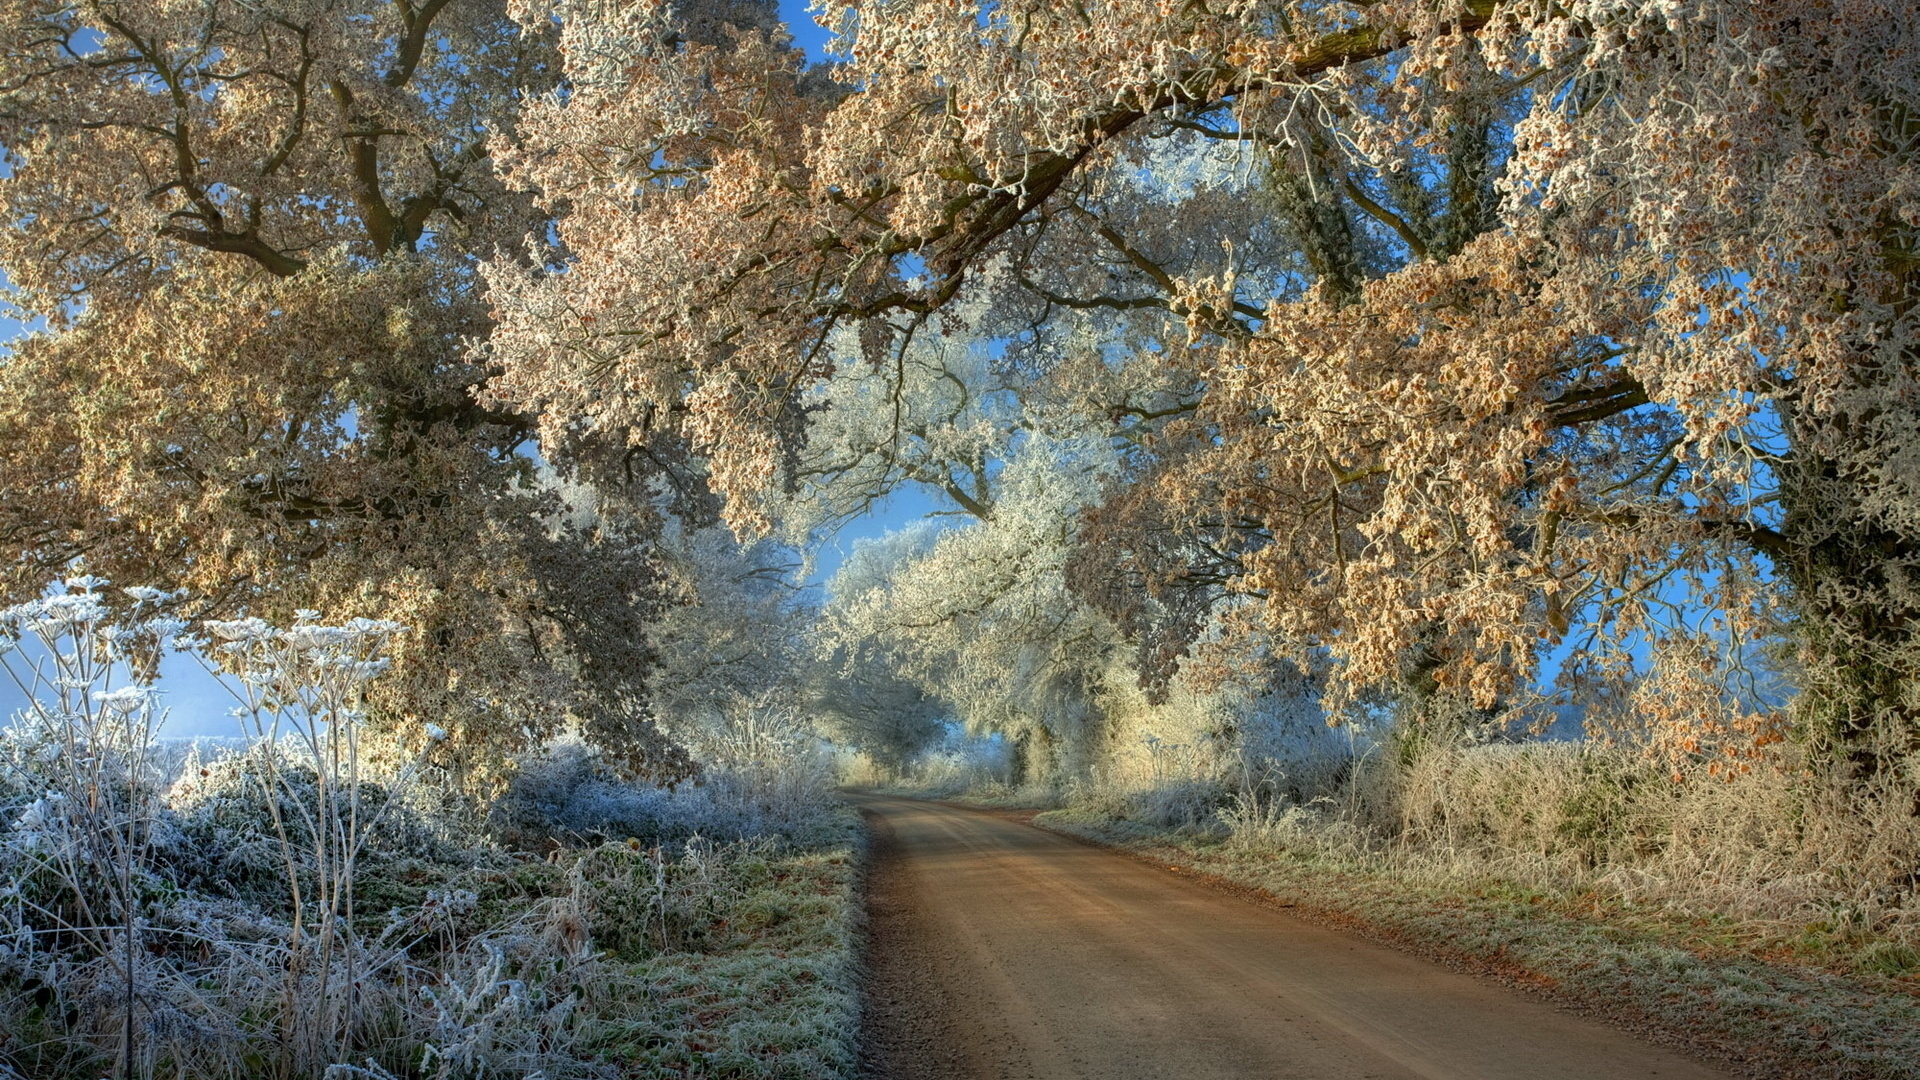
top-left (575, 809), bottom-right (865, 1079)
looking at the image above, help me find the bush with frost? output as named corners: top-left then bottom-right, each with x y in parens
top-left (167, 743), bottom-right (452, 914)
top-left (496, 694), bottom-right (837, 850)
top-left (490, 738), bottom-right (680, 849)
top-left (562, 836), bottom-right (778, 960)
top-left (0, 577), bottom-right (856, 1079)
top-left (0, 580), bottom-right (601, 1079)
top-left (690, 698), bottom-right (838, 835)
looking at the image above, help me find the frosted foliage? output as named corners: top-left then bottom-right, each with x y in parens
top-left (487, 0), bottom-right (1920, 772)
top-left (13, 0), bottom-right (1920, 792)
top-left (0, 0), bottom-right (539, 300)
top-left (754, 282), bottom-right (1029, 542)
top-left (821, 439), bottom-right (1117, 752)
top-left (482, 0), bottom-right (1502, 509)
top-left (0, 582), bottom-right (831, 1080)
top-left (810, 659), bottom-right (947, 772)
top-left (0, 583), bottom-right (535, 1079)
top-left (0, 1), bottom-right (697, 784)
top-left (818, 436), bottom-right (1317, 783)
top-left (818, 433), bottom-right (1331, 789)
top-left (646, 520), bottom-right (809, 733)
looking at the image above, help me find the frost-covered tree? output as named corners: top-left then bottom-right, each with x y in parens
top-left (818, 434), bottom-right (1328, 786)
top-left (817, 438), bottom-right (1144, 782)
top-left (0, 1), bottom-right (703, 782)
top-left (807, 643), bottom-right (948, 774)
top-left (487, 0), bottom-right (1920, 795)
top-left (646, 518), bottom-right (810, 734)
top-left (17, 0), bottom-right (1918, 796)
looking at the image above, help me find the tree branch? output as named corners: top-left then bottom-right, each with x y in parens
top-left (157, 224), bottom-right (307, 277)
top-left (1342, 176), bottom-right (1429, 260)
top-left (384, 0), bottom-right (457, 89)
top-left (329, 80), bottom-right (400, 254)
top-left (1548, 378), bottom-right (1650, 426)
top-left (900, 2), bottom-right (1500, 301)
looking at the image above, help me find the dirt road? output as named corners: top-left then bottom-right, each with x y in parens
top-left (852, 793), bottom-right (1735, 1080)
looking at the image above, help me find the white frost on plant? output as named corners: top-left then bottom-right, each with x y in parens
top-left (92, 686), bottom-right (154, 714)
top-left (281, 625), bottom-right (351, 651)
top-left (206, 617), bottom-right (273, 642)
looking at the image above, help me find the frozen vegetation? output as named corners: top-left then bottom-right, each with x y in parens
top-left (5, 0), bottom-right (1920, 1077)
top-left (0, 584), bottom-right (859, 1080)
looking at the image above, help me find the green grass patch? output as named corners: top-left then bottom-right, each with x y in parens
top-left (578, 811), bottom-right (864, 1079)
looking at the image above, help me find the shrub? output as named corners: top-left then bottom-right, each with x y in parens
top-left (689, 699), bottom-right (839, 836)
top-left (490, 739), bottom-right (681, 850)
top-left (0, 578), bottom-right (857, 1080)
top-left (563, 837), bottom-right (777, 960)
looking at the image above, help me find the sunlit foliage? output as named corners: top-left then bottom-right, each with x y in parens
top-left (490, 0), bottom-right (1920, 797)
top-left (0, 1), bottom-right (704, 781)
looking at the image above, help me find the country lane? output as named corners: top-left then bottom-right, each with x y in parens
top-left (849, 793), bottom-right (1736, 1080)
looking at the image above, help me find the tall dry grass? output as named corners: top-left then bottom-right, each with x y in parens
top-left (1194, 736), bottom-right (1920, 971)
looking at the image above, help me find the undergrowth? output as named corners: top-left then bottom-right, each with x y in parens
top-left (0, 580), bottom-right (860, 1080)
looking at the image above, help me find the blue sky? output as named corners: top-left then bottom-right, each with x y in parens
top-left (779, 1), bottom-right (837, 63)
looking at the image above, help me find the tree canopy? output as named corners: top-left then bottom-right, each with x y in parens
top-left (0, 0), bottom-right (703, 784)
top-left (5, 0), bottom-right (1917, 798)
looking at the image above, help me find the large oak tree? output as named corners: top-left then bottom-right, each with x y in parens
top-left (0, 0), bottom-right (715, 783)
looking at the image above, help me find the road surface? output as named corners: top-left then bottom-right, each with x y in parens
top-left (851, 793), bottom-right (1735, 1080)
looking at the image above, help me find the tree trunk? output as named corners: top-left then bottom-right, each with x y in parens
top-left (1775, 197), bottom-right (1920, 807)
top-left (1778, 441), bottom-right (1920, 805)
